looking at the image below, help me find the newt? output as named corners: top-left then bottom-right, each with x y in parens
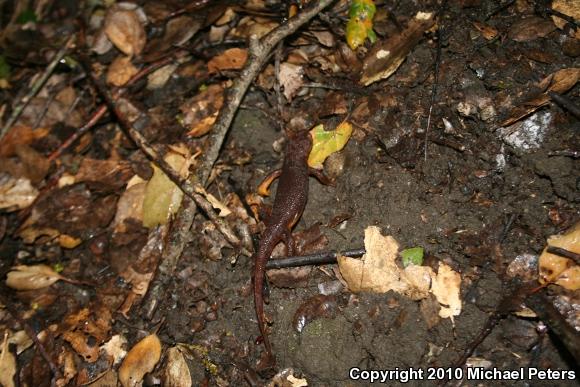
top-left (253, 129), bottom-right (332, 369)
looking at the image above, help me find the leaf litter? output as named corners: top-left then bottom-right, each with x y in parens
top-left (0, 0), bottom-right (578, 385)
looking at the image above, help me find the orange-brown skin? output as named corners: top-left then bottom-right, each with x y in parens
top-left (253, 130), bottom-right (318, 368)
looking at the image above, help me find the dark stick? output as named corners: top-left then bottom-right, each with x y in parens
top-left (0, 292), bottom-right (61, 381)
top-left (266, 248), bottom-right (365, 269)
top-left (526, 290), bottom-right (580, 364)
top-left (546, 246), bottom-right (580, 265)
top-left (424, 23), bottom-right (443, 161)
top-left (198, 0), bottom-right (335, 187)
top-left (549, 91), bottom-right (580, 119)
top-left (0, 36), bottom-right (75, 142)
top-left (47, 105), bottom-right (108, 163)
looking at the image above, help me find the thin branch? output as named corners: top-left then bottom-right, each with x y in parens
top-left (549, 91), bottom-right (580, 119)
top-left (266, 247), bottom-right (365, 269)
top-left (197, 0), bottom-right (335, 186)
top-left (0, 36), bottom-right (75, 142)
top-left (0, 291), bottom-right (61, 380)
top-left (546, 246), bottom-right (580, 265)
top-left (424, 26), bottom-right (443, 162)
top-left (526, 290), bottom-right (580, 364)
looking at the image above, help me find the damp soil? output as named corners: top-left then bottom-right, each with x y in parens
top-left (159, 4), bottom-right (579, 386)
top-left (2, 1), bottom-right (579, 386)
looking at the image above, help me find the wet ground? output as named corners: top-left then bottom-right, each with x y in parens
top-left (1, 0), bottom-right (579, 386)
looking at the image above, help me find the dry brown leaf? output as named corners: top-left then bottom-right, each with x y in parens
top-left (0, 174), bottom-right (38, 212)
top-left (360, 12), bottom-right (434, 86)
top-left (279, 63), bottom-right (304, 101)
top-left (57, 348), bottom-right (78, 386)
top-left (472, 21), bottom-right (499, 40)
top-left (8, 330), bottom-right (33, 355)
top-left (0, 333), bottom-right (16, 387)
top-left (207, 48), bottom-right (248, 74)
top-left (147, 64), bottom-right (179, 90)
top-left (310, 30), bottom-right (335, 47)
top-left (552, 0), bottom-right (580, 39)
top-left (538, 222), bottom-right (580, 290)
top-left (104, 7), bottom-right (146, 56)
top-left (58, 234), bottom-right (82, 249)
top-left (119, 334), bottom-right (162, 387)
top-left (6, 265), bottom-right (63, 290)
top-left (338, 226), bottom-right (433, 299)
top-left (508, 16), bottom-right (556, 41)
top-left (113, 176), bottom-right (146, 233)
top-left (86, 370), bottom-right (118, 387)
top-left (102, 335), bottom-right (127, 366)
top-left (194, 186), bottom-right (231, 217)
top-left (338, 226), bottom-right (403, 293)
top-left (61, 306), bottom-right (112, 363)
top-left (107, 56), bottom-right (139, 86)
top-left (0, 125), bottom-right (49, 157)
top-left (430, 262), bottom-right (462, 322)
top-left (163, 347), bottom-right (192, 387)
top-left (500, 67), bottom-right (580, 127)
top-left (183, 83), bottom-right (225, 137)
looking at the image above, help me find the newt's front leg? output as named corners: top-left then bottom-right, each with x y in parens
top-left (309, 168), bottom-right (335, 186)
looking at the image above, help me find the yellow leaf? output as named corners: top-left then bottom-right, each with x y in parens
top-left (58, 234), bottom-right (82, 249)
top-left (538, 222), bottom-right (580, 290)
top-left (346, 19), bottom-right (368, 50)
top-left (142, 148), bottom-right (190, 228)
top-left (6, 265), bottom-right (63, 290)
top-left (119, 334), bottom-right (162, 387)
top-left (308, 121), bottom-right (353, 169)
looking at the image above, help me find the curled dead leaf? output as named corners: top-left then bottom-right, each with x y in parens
top-left (0, 174), bottom-right (38, 212)
top-left (279, 63), bottom-right (304, 101)
top-left (163, 347), bottom-right (192, 387)
top-left (207, 48), bottom-right (248, 74)
top-left (119, 334), bottom-right (162, 387)
top-left (538, 222), bottom-right (580, 290)
top-left (430, 263), bottom-right (462, 322)
top-left (104, 7), bottom-right (146, 56)
top-left (0, 333), bottom-right (16, 387)
top-left (107, 56), bottom-right (139, 86)
top-left (360, 12), bottom-right (434, 86)
top-left (6, 265), bottom-right (63, 290)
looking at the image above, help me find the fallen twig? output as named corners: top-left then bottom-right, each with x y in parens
top-left (266, 247), bottom-right (365, 269)
top-left (0, 36), bottom-right (75, 142)
top-left (546, 246), bottom-right (580, 265)
top-left (196, 0), bottom-right (335, 186)
top-left (526, 289), bottom-right (580, 364)
top-left (0, 291), bottom-right (61, 382)
top-left (549, 91), bottom-right (580, 119)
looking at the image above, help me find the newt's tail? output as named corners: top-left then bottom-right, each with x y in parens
top-left (253, 255), bottom-right (276, 370)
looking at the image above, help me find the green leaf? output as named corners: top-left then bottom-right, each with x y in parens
top-left (346, 0), bottom-right (376, 49)
top-left (401, 247), bottom-right (424, 267)
top-left (349, 0), bottom-right (376, 19)
top-left (142, 153), bottom-right (187, 228)
top-left (0, 56), bottom-right (10, 79)
top-left (16, 9), bottom-right (37, 24)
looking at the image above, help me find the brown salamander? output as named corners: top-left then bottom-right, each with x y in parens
top-left (253, 129), bottom-right (331, 368)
